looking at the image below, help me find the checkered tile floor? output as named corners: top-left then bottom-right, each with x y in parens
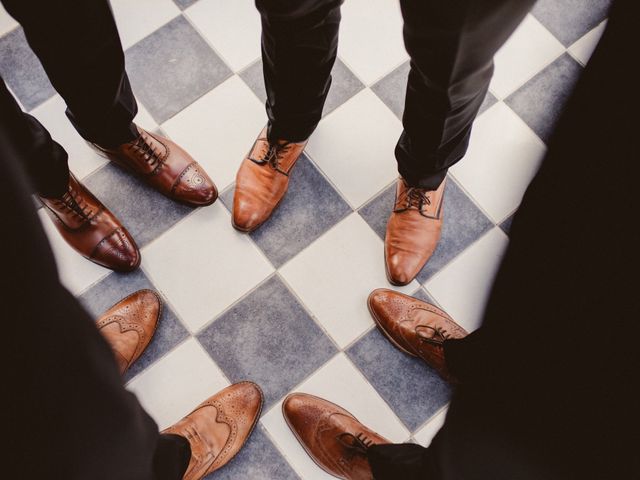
top-left (1, 1), bottom-right (610, 478)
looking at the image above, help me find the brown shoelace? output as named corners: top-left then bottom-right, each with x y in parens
top-left (249, 138), bottom-right (293, 176)
top-left (395, 186), bottom-right (432, 214)
top-left (336, 432), bottom-right (374, 458)
top-left (55, 186), bottom-right (94, 221)
top-left (131, 134), bottom-right (163, 169)
top-left (415, 324), bottom-right (449, 347)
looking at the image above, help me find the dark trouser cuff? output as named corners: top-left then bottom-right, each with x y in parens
top-left (367, 443), bottom-right (437, 480)
top-left (153, 434), bottom-right (192, 480)
top-left (267, 120), bottom-right (314, 144)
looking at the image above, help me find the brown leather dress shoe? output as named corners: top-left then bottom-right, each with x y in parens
top-left (384, 177), bottom-right (446, 286)
top-left (283, 393), bottom-right (389, 480)
top-left (39, 173), bottom-right (140, 272)
top-left (162, 382), bottom-right (263, 480)
top-left (367, 288), bottom-right (467, 382)
top-left (96, 289), bottom-right (161, 375)
top-left (92, 125), bottom-right (217, 207)
top-left (232, 127), bottom-right (307, 232)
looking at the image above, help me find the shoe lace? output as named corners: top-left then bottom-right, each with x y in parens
top-left (397, 186), bottom-right (432, 213)
top-left (56, 185), bottom-right (93, 221)
top-left (415, 325), bottom-right (449, 347)
top-left (249, 137), bottom-right (293, 175)
top-left (131, 133), bottom-right (163, 169)
top-left (336, 432), bottom-right (373, 458)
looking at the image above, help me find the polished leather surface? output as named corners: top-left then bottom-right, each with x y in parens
top-left (92, 125), bottom-right (217, 207)
top-left (232, 127), bottom-right (307, 232)
top-left (384, 177), bottom-right (446, 286)
top-left (39, 173), bottom-right (140, 272)
top-left (368, 288), bottom-right (467, 382)
top-left (283, 393), bottom-right (389, 480)
top-left (163, 382), bottom-right (263, 480)
top-left (96, 289), bottom-right (161, 375)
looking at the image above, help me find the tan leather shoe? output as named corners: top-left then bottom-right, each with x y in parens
top-left (92, 125), bottom-right (217, 207)
top-left (96, 289), bottom-right (161, 375)
top-left (367, 288), bottom-right (467, 382)
top-left (232, 127), bottom-right (307, 232)
top-left (39, 173), bottom-right (140, 272)
top-left (283, 393), bottom-right (389, 480)
top-left (163, 382), bottom-right (263, 480)
top-left (384, 177), bottom-right (446, 286)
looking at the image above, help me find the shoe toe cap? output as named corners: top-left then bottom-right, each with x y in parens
top-left (283, 393), bottom-right (328, 442)
top-left (173, 164), bottom-right (218, 206)
top-left (232, 195), bottom-right (269, 232)
top-left (385, 251), bottom-right (423, 286)
top-left (93, 228), bottom-right (140, 272)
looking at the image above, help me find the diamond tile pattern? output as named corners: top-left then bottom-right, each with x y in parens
top-left (0, 2), bottom-right (604, 477)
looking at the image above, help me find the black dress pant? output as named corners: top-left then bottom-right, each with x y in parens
top-left (255, 0), bottom-right (535, 189)
top-left (2, 116), bottom-right (190, 478)
top-left (366, 1), bottom-right (638, 478)
top-left (0, 0), bottom-right (138, 197)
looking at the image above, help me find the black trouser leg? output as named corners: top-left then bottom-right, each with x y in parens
top-left (1, 126), bottom-right (189, 479)
top-left (0, 79), bottom-right (69, 196)
top-left (2, 0), bottom-right (138, 148)
top-left (396, 0), bottom-right (535, 189)
top-left (255, 0), bottom-right (343, 142)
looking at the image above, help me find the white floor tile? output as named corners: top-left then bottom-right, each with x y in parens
top-left (262, 353), bottom-right (410, 480)
top-left (186, 0), bottom-right (261, 72)
top-left (490, 15), bottom-right (565, 99)
top-left (414, 406), bottom-right (448, 447)
top-left (30, 95), bottom-right (108, 180)
top-left (569, 21), bottom-right (607, 66)
top-left (338, 0), bottom-right (407, 85)
top-left (0, 4), bottom-right (18, 36)
top-left (37, 208), bottom-right (110, 295)
top-left (127, 338), bottom-right (230, 429)
top-left (134, 102), bottom-right (160, 133)
top-left (142, 203), bottom-right (274, 332)
top-left (425, 227), bottom-right (509, 333)
top-left (162, 75), bottom-right (265, 191)
top-left (306, 89), bottom-right (402, 208)
top-left (111, 0), bottom-right (180, 50)
top-left (280, 213), bottom-right (417, 348)
top-left (451, 102), bottom-right (546, 223)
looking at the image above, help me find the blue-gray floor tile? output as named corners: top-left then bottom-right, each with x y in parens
top-left (506, 54), bottom-right (582, 143)
top-left (173, 0), bottom-right (199, 9)
top-left (347, 328), bottom-right (451, 432)
top-left (358, 177), bottom-right (493, 284)
top-left (500, 213), bottom-right (515, 236)
top-left (220, 155), bottom-right (352, 267)
top-left (371, 61), bottom-right (409, 119)
top-left (532, 0), bottom-right (612, 46)
top-left (0, 27), bottom-right (55, 110)
top-left (83, 162), bottom-right (195, 248)
top-left (197, 275), bottom-right (337, 408)
top-left (205, 425), bottom-right (300, 480)
top-left (125, 16), bottom-right (232, 123)
top-left (78, 269), bottom-right (189, 382)
top-left (239, 58), bottom-right (363, 118)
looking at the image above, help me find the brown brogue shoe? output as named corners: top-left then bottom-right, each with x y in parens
top-left (232, 127), bottom-right (307, 232)
top-left (283, 393), bottom-right (389, 480)
top-left (162, 382), bottom-right (263, 480)
top-left (39, 173), bottom-right (140, 272)
top-left (92, 125), bottom-right (217, 207)
top-left (367, 288), bottom-right (467, 382)
top-left (384, 177), bottom-right (446, 286)
top-left (96, 289), bottom-right (161, 375)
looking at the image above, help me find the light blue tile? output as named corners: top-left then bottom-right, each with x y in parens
top-left (347, 327), bottom-right (452, 432)
top-left (125, 16), bottom-right (231, 123)
top-left (0, 27), bottom-right (55, 110)
top-left (197, 276), bottom-right (337, 408)
top-left (532, 0), bottom-right (612, 46)
top-left (506, 54), bottom-right (582, 143)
